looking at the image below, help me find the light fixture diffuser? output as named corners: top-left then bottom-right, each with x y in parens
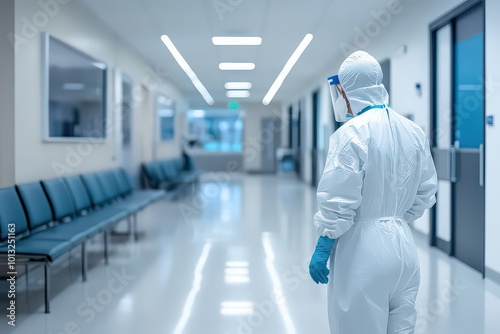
top-left (161, 35), bottom-right (214, 105)
top-left (219, 63), bottom-right (255, 71)
top-left (226, 90), bottom-right (251, 98)
top-left (262, 34), bottom-right (313, 105)
top-left (225, 82), bottom-right (253, 90)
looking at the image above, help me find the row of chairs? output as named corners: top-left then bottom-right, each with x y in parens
top-left (142, 156), bottom-right (200, 190)
top-left (0, 168), bottom-right (165, 313)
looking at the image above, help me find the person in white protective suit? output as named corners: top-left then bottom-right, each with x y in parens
top-left (308, 51), bottom-right (438, 334)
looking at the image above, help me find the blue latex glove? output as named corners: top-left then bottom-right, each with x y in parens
top-left (309, 236), bottom-right (336, 284)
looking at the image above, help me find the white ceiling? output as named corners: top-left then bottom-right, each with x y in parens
top-left (81, 0), bottom-right (392, 107)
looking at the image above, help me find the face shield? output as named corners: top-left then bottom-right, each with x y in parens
top-left (328, 75), bottom-right (352, 123)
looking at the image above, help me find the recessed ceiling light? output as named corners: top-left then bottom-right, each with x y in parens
top-left (263, 33), bottom-right (314, 105)
top-left (225, 82), bottom-right (252, 90)
top-left (219, 63), bottom-right (255, 71)
top-left (226, 90), bottom-right (251, 98)
top-left (212, 37), bottom-right (262, 46)
top-left (161, 35), bottom-right (214, 105)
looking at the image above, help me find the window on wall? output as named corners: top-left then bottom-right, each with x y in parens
top-left (187, 109), bottom-right (243, 152)
top-left (45, 34), bottom-right (107, 140)
top-left (157, 96), bottom-right (175, 142)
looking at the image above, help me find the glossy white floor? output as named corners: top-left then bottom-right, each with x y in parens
top-left (1, 174), bottom-right (500, 334)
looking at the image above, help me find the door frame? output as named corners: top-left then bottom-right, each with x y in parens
top-left (429, 0), bottom-right (486, 275)
top-left (295, 101), bottom-right (302, 177)
top-left (311, 90), bottom-right (320, 187)
top-left (288, 105), bottom-right (293, 149)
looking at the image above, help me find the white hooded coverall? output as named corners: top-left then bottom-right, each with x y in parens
top-left (314, 51), bottom-right (438, 334)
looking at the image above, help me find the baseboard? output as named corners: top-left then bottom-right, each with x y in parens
top-left (436, 237), bottom-right (451, 255)
top-left (486, 267), bottom-right (500, 285)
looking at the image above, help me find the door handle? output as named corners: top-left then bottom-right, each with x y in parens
top-left (451, 140), bottom-right (459, 183)
top-left (479, 143), bottom-right (484, 187)
top-left (451, 146), bottom-right (456, 183)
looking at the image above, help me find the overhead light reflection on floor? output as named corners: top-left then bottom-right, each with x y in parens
top-left (117, 293), bottom-right (134, 313)
top-left (220, 301), bottom-right (254, 316)
top-left (225, 275), bottom-right (251, 284)
top-left (225, 268), bottom-right (249, 275)
top-left (221, 209), bottom-right (231, 223)
top-left (262, 233), bottom-right (297, 334)
top-left (221, 187), bottom-right (231, 202)
top-left (226, 261), bottom-right (249, 268)
top-left (225, 261), bottom-right (250, 284)
top-left (172, 243), bottom-right (212, 334)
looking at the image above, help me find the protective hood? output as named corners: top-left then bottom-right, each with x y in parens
top-left (338, 51), bottom-right (389, 116)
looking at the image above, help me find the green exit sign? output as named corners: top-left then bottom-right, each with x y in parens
top-left (228, 101), bottom-right (239, 109)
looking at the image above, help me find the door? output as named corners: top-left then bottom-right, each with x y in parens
top-left (260, 118), bottom-right (281, 173)
top-left (431, 1), bottom-right (485, 274)
top-left (293, 104), bottom-right (302, 176)
top-left (288, 106), bottom-right (293, 149)
top-left (453, 5), bottom-right (485, 273)
top-left (380, 59), bottom-right (391, 97)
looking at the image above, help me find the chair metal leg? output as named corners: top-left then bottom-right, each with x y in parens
top-left (104, 231), bottom-right (109, 265)
top-left (81, 242), bottom-right (87, 282)
top-left (25, 264), bottom-right (29, 290)
top-left (133, 214), bottom-right (139, 242)
top-left (44, 264), bottom-right (50, 314)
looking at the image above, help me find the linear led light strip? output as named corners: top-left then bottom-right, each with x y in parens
top-left (161, 35), bottom-right (214, 105)
top-left (226, 90), bottom-right (250, 98)
top-left (225, 82), bottom-right (252, 90)
top-left (262, 33), bottom-right (313, 105)
top-left (219, 62), bottom-right (255, 71)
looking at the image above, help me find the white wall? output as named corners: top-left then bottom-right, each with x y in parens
top-left (0, 0), bottom-right (16, 187)
top-left (13, 0), bottom-right (187, 184)
top-left (485, 0), bottom-right (500, 277)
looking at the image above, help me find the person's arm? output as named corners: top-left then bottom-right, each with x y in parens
top-left (404, 140), bottom-right (438, 223)
top-left (309, 136), bottom-right (364, 284)
top-left (313, 139), bottom-right (365, 239)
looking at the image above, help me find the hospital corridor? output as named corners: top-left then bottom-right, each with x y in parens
top-left (1, 0), bottom-right (500, 333)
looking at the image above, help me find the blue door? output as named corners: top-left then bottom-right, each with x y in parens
top-left (431, 2), bottom-right (485, 274)
top-left (452, 4), bottom-right (485, 274)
